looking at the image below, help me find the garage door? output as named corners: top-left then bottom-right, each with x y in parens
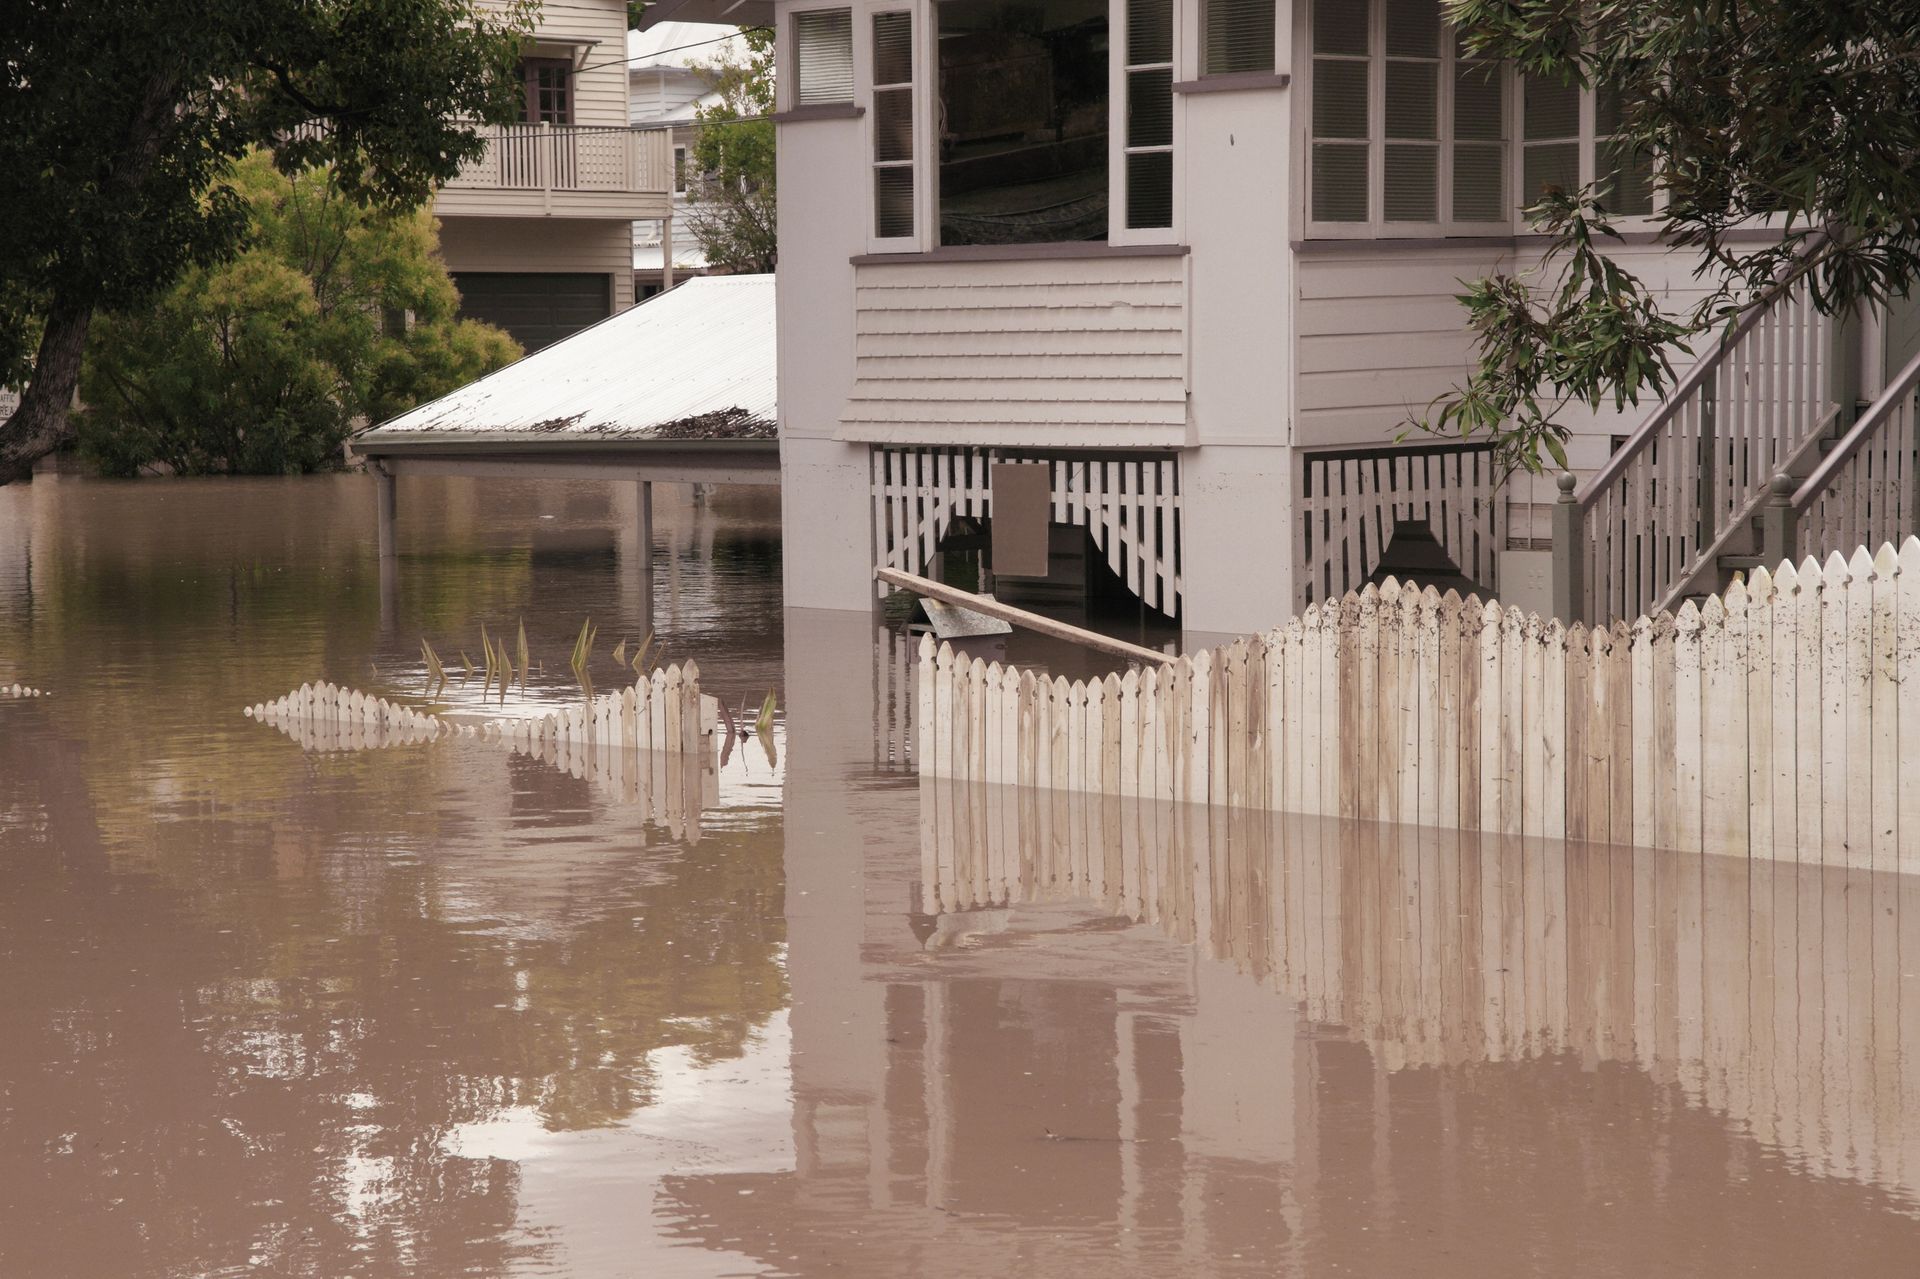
top-left (450, 272), bottom-right (611, 352)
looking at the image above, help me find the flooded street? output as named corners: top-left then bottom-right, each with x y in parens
top-left (3, 474), bottom-right (1919, 1276)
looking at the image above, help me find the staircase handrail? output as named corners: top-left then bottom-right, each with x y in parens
top-left (1789, 345), bottom-right (1920, 517)
top-left (1574, 245), bottom-right (1820, 517)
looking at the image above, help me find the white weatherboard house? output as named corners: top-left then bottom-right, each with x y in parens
top-left (436, 0), bottom-right (677, 351)
top-left (646, 0), bottom-right (1920, 637)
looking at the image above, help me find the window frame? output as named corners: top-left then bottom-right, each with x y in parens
top-left (1111, 0), bottom-right (1183, 245)
top-left (863, 5), bottom-right (927, 253)
top-left (1197, 0), bottom-right (1278, 80)
top-left (790, 6), bottom-right (857, 108)
top-left (1297, 0), bottom-right (1664, 241)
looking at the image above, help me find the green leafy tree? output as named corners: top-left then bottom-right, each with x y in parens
top-left (685, 29), bottom-right (778, 274)
top-left (78, 153), bottom-right (520, 476)
top-left (1414, 0), bottom-right (1920, 477)
top-left (0, 0), bottom-right (535, 484)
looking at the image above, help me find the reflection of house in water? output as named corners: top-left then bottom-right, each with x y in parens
top-left (652, 613), bottom-right (1920, 1272)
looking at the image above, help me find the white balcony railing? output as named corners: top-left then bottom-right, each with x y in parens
top-left (444, 123), bottom-right (674, 196)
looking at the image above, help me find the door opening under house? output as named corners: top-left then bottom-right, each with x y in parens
top-left (871, 446), bottom-right (1183, 620)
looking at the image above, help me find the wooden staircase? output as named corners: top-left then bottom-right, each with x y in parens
top-left (1560, 316), bottom-right (1920, 624)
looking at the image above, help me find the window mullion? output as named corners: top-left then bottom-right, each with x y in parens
top-left (1369, 0), bottom-right (1384, 232)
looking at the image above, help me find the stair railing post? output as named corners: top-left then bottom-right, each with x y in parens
top-left (1698, 369), bottom-right (1719, 554)
top-left (1551, 470), bottom-right (1583, 624)
top-left (1759, 473), bottom-right (1798, 570)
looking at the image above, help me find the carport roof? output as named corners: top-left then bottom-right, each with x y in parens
top-left (353, 273), bottom-right (775, 452)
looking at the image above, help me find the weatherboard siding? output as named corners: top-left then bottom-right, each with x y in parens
top-left (840, 256), bottom-right (1190, 448)
top-left (518, 0), bottom-right (631, 129)
top-left (1295, 241), bottom-right (1717, 466)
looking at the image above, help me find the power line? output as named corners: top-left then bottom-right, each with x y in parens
top-left (579, 27), bottom-right (772, 75)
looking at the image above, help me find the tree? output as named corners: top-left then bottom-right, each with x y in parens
top-left (0, 0), bottom-right (535, 484)
top-left (684, 29), bottom-right (778, 274)
top-left (76, 152), bottom-right (520, 477)
top-left (1415, 1), bottom-right (1920, 477)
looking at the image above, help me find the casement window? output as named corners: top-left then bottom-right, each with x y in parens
top-left (1518, 77), bottom-right (1655, 219)
top-left (1305, 0), bottom-right (1659, 237)
top-left (792, 8), bottom-right (855, 105)
top-left (870, 10), bottom-right (916, 242)
top-left (1201, 0), bottom-right (1276, 77)
top-left (519, 58), bottom-right (573, 125)
top-left (1306, 0), bottom-right (1509, 234)
top-left (1121, 0), bottom-right (1175, 233)
top-left (673, 146), bottom-right (688, 195)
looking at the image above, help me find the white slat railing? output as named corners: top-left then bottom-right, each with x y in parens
top-left (446, 124), bottom-right (674, 195)
top-left (1768, 346), bottom-right (1920, 565)
top-left (1297, 442), bottom-right (1503, 608)
top-left (1560, 273), bottom-right (1835, 625)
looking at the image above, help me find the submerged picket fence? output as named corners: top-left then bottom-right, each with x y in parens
top-left (246, 660), bottom-right (718, 757)
top-left (917, 538), bottom-right (1920, 870)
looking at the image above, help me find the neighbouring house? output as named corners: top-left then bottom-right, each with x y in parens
top-left (644, 0), bottom-right (1920, 638)
top-left (435, 0), bottom-right (677, 352)
top-left (628, 21), bottom-right (749, 299)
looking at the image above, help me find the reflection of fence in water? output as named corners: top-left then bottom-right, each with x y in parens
top-left (246, 667), bottom-right (718, 837)
top-left (922, 773), bottom-right (1920, 1201)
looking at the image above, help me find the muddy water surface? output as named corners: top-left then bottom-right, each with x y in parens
top-left (1, 474), bottom-right (1917, 1277)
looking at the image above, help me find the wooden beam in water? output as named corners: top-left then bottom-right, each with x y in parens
top-left (874, 566), bottom-right (1176, 667)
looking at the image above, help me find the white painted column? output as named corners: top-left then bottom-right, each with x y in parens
top-left (661, 215), bottom-right (675, 292)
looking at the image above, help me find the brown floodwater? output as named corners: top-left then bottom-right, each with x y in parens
top-left (1, 473), bottom-right (1917, 1277)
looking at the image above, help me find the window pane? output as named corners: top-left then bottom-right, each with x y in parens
top-left (875, 166), bottom-right (915, 237)
top-left (1129, 0), bottom-right (1172, 66)
top-left (1127, 151), bottom-right (1173, 229)
top-left (1596, 82), bottom-right (1628, 136)
top-left (1453, 62), bottom-right (1504, 140)
top-left (937, 0), bottom-right (1109, 245)
top-left (1384, 143), bottom-right (1437, 220)
top-left (1204, 0), bottom-right (1276, 75)
top-left (1453, 141), bottom-right (1505, 220)
top-left (1599, 138), bottom-right (1654, 215)
top-left (1384, 0), bottom-right (1440, 57)
top-left (873, 87), bottom-right (913, 162)
top-left (1522, 140), bottom-right (1579, 205)
top-left (1128, 69), bottom-right (1173, 148)
top-left (1523, 76), bottom-right (1579, 140)
top-left (1384, 61), bottom-right (1436, 139)
top-left (1312, 143), bottom-right (1368, 221)
top-left (1312, 58), bottom-right (1368, 139)
top-left (1312, 0), bottom-right (1367, 57)
top-left (873, 10), bottom-right (913, 86)
top-left (794, 9), bottom-right (855, 104)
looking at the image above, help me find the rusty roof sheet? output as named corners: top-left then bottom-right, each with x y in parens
top-left (355, 274), bottom-right (774, 445)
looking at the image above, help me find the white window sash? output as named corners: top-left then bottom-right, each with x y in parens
top-left (1111, 0), bottom-right (1181, 245)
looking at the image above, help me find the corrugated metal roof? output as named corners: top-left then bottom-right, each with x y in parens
top-left (356, 274), bottom-right (774, 445)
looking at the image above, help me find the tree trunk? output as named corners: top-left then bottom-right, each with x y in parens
top-left (0, 300), bottom-right (93, 485)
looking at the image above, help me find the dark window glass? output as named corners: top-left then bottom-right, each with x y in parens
top-left (1204, 0), bottom-right (1276, 74)
top-left (936, 0), bottom-right (1110, 245)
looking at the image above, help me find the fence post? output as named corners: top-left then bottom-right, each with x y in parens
top-left (1550, 470), bottom-right (1583, 624)
top-left (1759, 473), bottom-right (1798, 571)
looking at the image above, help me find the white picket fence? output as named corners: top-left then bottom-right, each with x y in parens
top-left (246, 661), bottom-right (718, 757)
top-left (245, 663), bottom-right (720, 837)
top-left (917, 538), bottom-right (1920, 869)
top-left (921, 786), bottom-right (1920, 1199)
